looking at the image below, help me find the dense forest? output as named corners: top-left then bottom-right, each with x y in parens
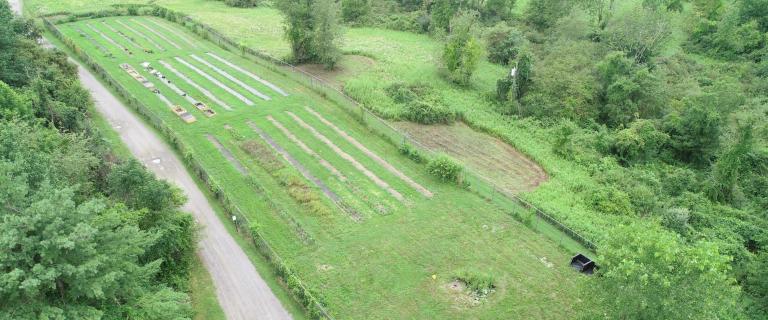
top-left (0, 2), bottom-right (197, 319)
top-left (267, 0), bottom-right (768, 318)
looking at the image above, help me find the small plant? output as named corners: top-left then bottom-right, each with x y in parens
top-left (427, 154), bottom-right (463, 184)
top-left (398, 142), bottom-right (426, 163)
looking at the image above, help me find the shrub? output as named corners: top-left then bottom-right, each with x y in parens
top-left (398, 142), bottom-right (426, 163)
top-left (427, 154), bottom-right (463, 183)
top-left (402, 99), bottom-right (457, 124)
top-left (385, 82), bottom-right (457, 124)
top-left (220, 0), bottom-right (261, 8)
top-left (342, 0), bottom-right (371, 23)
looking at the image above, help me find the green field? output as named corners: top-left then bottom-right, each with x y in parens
top-left (55, 15), bottom-right (583, 319)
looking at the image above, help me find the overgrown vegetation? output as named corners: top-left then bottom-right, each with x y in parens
top-left (0, 3), bottom-right (196, 318)
top-left (426, 154), bottom-right (463, 184)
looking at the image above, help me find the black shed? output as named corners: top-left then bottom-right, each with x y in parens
top-left (570, 254), bottom-right (597, 275)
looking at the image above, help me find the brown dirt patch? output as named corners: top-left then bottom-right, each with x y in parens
top-left (295, 54), bottom-right (375, 90)
top-left (394, 122), bottom-right (548, 194)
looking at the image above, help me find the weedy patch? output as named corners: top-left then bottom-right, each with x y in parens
top-left (444, 270), bottom-right (497, 308)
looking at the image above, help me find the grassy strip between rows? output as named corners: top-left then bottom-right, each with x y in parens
top-left (42, 20), bottom-right (326, 319)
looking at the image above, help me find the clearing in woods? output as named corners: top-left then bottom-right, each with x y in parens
top-left (56, 14), bottom-right (580, 319)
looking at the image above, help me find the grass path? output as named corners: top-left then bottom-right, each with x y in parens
top-left (206, 134), bottom-right (247, 174)
top-left (157, 60), bottom-right (233, 110)
top-left (267, 115), bottom-right (347, 182)
top-left (305, 107), bottom-right (433, 198)
top-left (116, 19), bottom-right (165, 51)
top-left (174, 57), bottom-right (255, 106)
top-left (190, 54), bottom-right (271, 101)
top-left (286, 111), bottom-right (405, 201)
top-left (206, 52), bottom-right (289, 97)
top-left (146, 17), bottom-right (200, 49)
top-left (131, 18), bottom-right (182, 49)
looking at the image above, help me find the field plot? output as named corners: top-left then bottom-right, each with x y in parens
top-left (58, 15), bottom-right (581, 319)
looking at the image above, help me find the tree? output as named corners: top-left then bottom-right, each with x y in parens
top-left (442, 10), bottom-right (483, 85)
top-left (579, 223), bottom-right (745, 319)
top-left (341, 0), bottom-right (370, 23)
top-left (601, 8), bottom-right (673, 63)
top-left (525, 0), bottom-right (571, 30)
top-left (277, 0), bottom-right (342, 69)
top-left (577, 0), bottom-right (616, 31)
top-left (596, 51), bottom-right (664, 127)
top-left (663, 99), bottom-right (722, 165)
top-left (486, 23), bottom-right (526, 65)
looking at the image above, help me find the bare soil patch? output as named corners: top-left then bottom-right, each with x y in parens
top-left (394, 121), bottom-right (548, 194)
top-left (286, 111), bottom-right (404, 201)
top-left (305, 107), bottom-right (433, 198)
top-left (206, 134), bottom-right (247, 174)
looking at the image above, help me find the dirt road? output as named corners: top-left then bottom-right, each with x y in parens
top-left (11, 2), bottom-right (294, 319)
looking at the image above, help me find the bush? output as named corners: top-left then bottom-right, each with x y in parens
top-left (427, 154), bottom-right (463, 183)
top-left (398, 142), bottom-right (426, 163)
top-left (219, 0), bottom-right (261, 8)
top-left (385, 82), bottom-right (457, 124)
top-left (402, 99), bottom-right (457, 124)
top-left (342, 0), bottom-right (371, 23)
top-left (454, 269), bottom-right (496, 296)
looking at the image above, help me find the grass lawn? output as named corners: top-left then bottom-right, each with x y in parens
top-left (53, 14), bottom-right (584, 319)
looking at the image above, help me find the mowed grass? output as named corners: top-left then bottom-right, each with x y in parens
top-left (57, 15), bottom-right (580, 319)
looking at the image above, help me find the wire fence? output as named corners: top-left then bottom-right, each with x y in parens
top-left (147, 6), bottom-right (598, 252)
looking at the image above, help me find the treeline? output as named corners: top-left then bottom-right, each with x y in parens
top-left (0, 2), bottom-right (196, 319)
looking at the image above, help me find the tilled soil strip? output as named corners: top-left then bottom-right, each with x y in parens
top-left (145, 18), bottom-right (199, 49)
top-left (266, 116), bottom-right (347, 182)
top-left (305, 107), bottom-right (434, 198)
top-left (116, 19), bottom-right (165, 51)
top-left (158, 60), bottom-right (233, 111)
top-left (174, 57), bottom-right (255, 106)
top-left (206, 134), bottom-right (247, 174)
top-left (206, 52), bottom-right (289, 97)
top-left (101, 20), bottom-right (141, 50)
top-left (85, 23), bottom-right (128, 53)
top-left (248, 122), bottom-right (349, 208)
top-left (190, 54), bottom-right (271, 101)
top-left (286, 111), bottom-right (405, 201)
top-left (131, 18), bottom-right (182, 50)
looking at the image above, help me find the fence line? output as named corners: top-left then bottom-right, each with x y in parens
top-left (42, 17), bottom-right (334, 320)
